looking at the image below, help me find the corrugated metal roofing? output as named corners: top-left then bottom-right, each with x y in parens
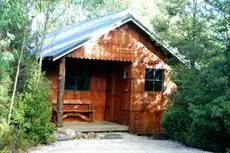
top-left (42, 9), bottom-right (189, 65)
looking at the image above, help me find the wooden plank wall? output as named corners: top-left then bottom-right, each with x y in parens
top-left (43, 22), bottom-right (177, 134)
top-left (43, 60), bottom-right (131, 123)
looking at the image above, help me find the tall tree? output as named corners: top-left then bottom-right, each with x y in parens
top-left (152, 0), bottom-right (230, 152)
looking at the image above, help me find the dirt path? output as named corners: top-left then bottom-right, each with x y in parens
top-left (30, 133), bottom-right (211, 153)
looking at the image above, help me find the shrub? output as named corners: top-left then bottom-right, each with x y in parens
top-left (0, 119), bottom-right (27, 153)
top-left (162, 65), bottom-right (230, 152)
top-left (12, 59), bottom-right (55, 146)
top-left (187, 101), bottom-right (230, 152)
top-left (162, 104), bottom-right (230, 152)
top-left (0, 58), bottom-right (55, 152)
top-left (161, 107), bottom-right (191, 143)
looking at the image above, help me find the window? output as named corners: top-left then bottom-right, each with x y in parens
top-left (145, 68), bottom-right (164, 92)
top-left (65, 65), bottom-right (91, 91)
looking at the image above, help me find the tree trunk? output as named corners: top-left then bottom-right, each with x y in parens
top-left (38, 14), bottom-right (49, 74)
top-left (56, 58), bottom-right (66, 127)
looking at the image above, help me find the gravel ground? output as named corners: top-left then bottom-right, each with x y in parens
top-left (30, 132), bottom-right (211, 153)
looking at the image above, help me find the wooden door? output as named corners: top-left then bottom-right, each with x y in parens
top-left (105, 67), bottom-right (130, 125)
top-left (105, 72), bottom-right (117, 122)
top-left (112, 72), bottom-right (122, 123)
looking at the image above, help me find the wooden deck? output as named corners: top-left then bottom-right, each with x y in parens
top-left (58, 121), bottom-right (129, 132)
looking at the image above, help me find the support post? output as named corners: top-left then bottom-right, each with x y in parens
top-left (57, 58), bottom-right (66, 127)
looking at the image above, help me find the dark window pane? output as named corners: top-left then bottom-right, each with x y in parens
top-left (145, 80), bottom-right (153, 91)
top-left (65, 67), bottom-right (77, 90)
top-left (145, 68), bottom-right (164, 92)
top-left (77, 66), bottom-right (91, 78)
top-left (65, 61), bottom-right (77, 90)
top-left (65, 77), bottom-right (76, 90)
top-left (76, 78), bottom-right (90, 91)
top-left (154, 69), bottom-right (163, 81)
top-left (145, 68), bottom-right (154, 79)
top-left (65, 61), bottom-right (91, 91)
top-left (154, 81), bottom-right (163, 91)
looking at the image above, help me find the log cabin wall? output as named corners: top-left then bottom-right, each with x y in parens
top-left (43, 21), bottom-right (176, 134)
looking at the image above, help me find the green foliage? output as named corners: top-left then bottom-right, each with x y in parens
top-left (161, 107), bottom-right (191, 143)
top-left (0, 58), bottom-right (55, 151)
top-left (0, 120), bottom-right (28, 153)
top-left (1, 0), bottom-right (55, 152)
top-left (187, 102), bottom-right (230, 151)
top-left (13, 58), bottom-right (55, 146)
top-left (0, 119), bottom-right (15, 152)
top-left (154, 0), bottom-right (230, 152)
top-left (0, 53), bottom-right (12, 107)
top-left (72, 0), bottom-right (130, 19)
top-left (0, 0), bottom-right (228, 152)
top-left (162, 64), bottom-right (230, 152)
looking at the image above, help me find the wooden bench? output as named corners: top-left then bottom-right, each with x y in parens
top-left (52, 100), bottom-right (94, 122)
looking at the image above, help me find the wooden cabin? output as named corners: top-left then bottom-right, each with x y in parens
top-left (42, 10), bottom-right (184, 134)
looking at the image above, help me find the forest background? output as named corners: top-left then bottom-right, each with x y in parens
top-left (0, 0), bottom-right (229, 152)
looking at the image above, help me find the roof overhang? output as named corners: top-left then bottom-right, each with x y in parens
top-left (42, 10), bottom-right (198, 68)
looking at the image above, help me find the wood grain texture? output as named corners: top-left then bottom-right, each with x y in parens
top-left (43, 22), bottom-right (177, 134)
top-left (57, 58), bottom-right (65, 127)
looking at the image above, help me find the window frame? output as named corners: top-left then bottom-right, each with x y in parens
top-left (65, 66), bottom-right (92, 92)
top-left (144, 68), bottom-right (164, 92)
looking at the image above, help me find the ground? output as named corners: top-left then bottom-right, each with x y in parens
top-left (30, 132), bottom-right (211, 153)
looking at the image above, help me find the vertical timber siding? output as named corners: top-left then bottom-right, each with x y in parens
top-left (44, 22), bottom-right (176, 134)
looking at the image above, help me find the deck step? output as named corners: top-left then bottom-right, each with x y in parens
top-left (58, 121), bottom-right (129, 132)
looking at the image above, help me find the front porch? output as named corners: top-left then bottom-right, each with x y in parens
top-left (46, 58), bottom-right (132, 127)
top-left (58, 121), bottom-right (129, 132)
